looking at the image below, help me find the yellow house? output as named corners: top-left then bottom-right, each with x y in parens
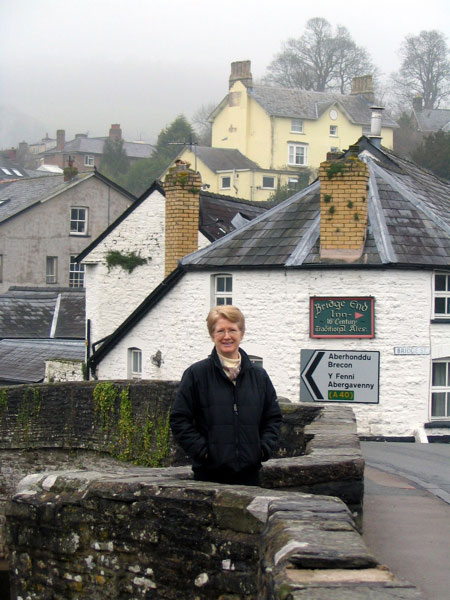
top-left (164, 146), bottom-right (304, 202)
top-left (210, 61), bottom-right (397, 180)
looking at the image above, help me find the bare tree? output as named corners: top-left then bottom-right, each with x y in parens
top-left (265, 17), bottom-right (374, 93)
top-left (191, 102), bottom-right (216, 146)
top-left (391, 30), bottom-right (450, 109)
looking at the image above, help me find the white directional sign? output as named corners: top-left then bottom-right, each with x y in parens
top-left (300, 349), bottom-right (380, 404)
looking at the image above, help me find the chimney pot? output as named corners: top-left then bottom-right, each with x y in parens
top-left (369, 106), bottom-right (384, 147)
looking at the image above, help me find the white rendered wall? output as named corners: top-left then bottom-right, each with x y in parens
top-left (96, 268), bottom-right (446, 437)
top-left (83, 190), bottom-right (166, 344)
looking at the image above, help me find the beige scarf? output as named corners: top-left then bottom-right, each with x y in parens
top-left (218, 352), bottom-right (241, 384)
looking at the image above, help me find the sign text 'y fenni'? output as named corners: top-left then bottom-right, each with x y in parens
top-left (310, 297), bottom-right (375, 338)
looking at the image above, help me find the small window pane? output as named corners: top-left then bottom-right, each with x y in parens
top-left (435, 274), bottom-right (446, 291)
top-left (217, 278), bottom-right (225, 292)
top-left (225, 278), bottom-right (232, 292)
top-left (217, 297), bottom-right (225, 305)
top-left (432, 392), bottom-right (446, 417)
top-left (435, 297), bottom-right (446, 314)
top-left (432, 362), bottom-right (446, 386)
top-left (225, 297), bottom-right (232, 305)
top-left (262, 176), bottom-right (275, 189)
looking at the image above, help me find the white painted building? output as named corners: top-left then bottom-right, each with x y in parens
top-left (85, 139), bottom-right (450, 441)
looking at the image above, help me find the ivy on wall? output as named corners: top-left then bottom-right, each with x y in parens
top-left (93, 382), bottom-right (170, 467)
top-left (105, 250), bottom-right (148, 274)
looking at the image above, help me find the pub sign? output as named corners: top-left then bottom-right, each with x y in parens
top-left (310, 297), bottom-right (375, 338)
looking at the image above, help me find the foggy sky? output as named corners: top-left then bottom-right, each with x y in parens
top-left (1, 0), bottom-right (449, 148)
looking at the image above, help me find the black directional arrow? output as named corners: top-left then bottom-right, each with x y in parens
top-left (304, 351), bottom-right (324, 400)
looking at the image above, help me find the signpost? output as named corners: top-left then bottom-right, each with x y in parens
top-left (300, 349), bottom-right (380, 404)
top-left (310, 297), bottom-right (375, 338)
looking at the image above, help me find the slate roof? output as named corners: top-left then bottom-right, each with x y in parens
top-left (0, 156), bottom-right (29, 181)
top-left (0, 339), bottom-right (84, 383)
top-left (194, 146), bottom-right (259, 172)
top-left (77, 183), bottom-right (267, 261)
top-left (0, 170), bottom-right (135, 224)
top-left (413, 108), bottom-right (450, 133)
top-left (181, 136), bottom-right (450, 269)
top-left (212, 85), bottom-right (398, 128)
top-left (0, 287), bottom-right (85, 339)
top-left (45, 136), bottom-right (155, 159)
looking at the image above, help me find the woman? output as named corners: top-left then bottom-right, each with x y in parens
top-left (170, 305), bottom-right (282, 486)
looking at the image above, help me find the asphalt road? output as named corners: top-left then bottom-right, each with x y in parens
top-left (361, 442), bottom-right (450, 600)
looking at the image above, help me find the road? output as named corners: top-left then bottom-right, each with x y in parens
top-left (362, 442), bottom-right (450, 600)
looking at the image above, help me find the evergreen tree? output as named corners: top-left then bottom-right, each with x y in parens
top-left (99, 138), bottom-right (130, 181)
top-left (411, 131), bottom-right (450, 180)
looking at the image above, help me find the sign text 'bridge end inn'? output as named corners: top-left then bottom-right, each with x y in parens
top-left (310, 297), bottom-right (375, 338)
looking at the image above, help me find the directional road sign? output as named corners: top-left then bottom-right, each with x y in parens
top-left (300, 349), bottom-right (380, 404)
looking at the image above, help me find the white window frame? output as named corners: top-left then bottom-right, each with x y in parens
top-left (84, 155), bottom-right (94, 166)
top-left (431, 359), bottom-right (450, 419)
top-left (46, 256), bottom-right (57, 284)
top-left (330, 125), bottom-right (338, 136)
top-left (291, 119), bottom-right (304, 133)
top-left (288, 177), bottom-right (298, 190)
top-left (70, 207), bottom-right (88, 235)
top-left (69, 255), bottom-right (85, 288)
top-left (288, 143), bottom-right (308, 166)
top-left (212, 274), bottom-right (233, 306)
top-left (262, 176), bottom-right (275, 189)
top-left (128, 347), bottom-right (142, 379)
top-left (220, 176), bottom-right (231, 190)
top-left (433, 272), bottom-right (450, 318)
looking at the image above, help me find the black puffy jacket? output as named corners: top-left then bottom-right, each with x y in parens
top-left (170, 347), bottom-right (282, 473)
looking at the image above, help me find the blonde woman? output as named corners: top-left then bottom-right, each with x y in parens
top-left (170, 306), bottom-right (282, 486)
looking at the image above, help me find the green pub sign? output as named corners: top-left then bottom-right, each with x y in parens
top-left (310, 297), bottom-right (375, 338)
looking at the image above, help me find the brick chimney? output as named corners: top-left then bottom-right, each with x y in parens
top-left (109, 124), bottom-right (122, 142)
top-left (163, 161), bottom-right (202, 277)
top-left (350, 75), bottom-right (374, 103)
top-left (56, 129), bottom-right (65, 151)
top-left (319, 150), bottom-right (370, 262)
top-left (229, 60), bottom-right (253, 89)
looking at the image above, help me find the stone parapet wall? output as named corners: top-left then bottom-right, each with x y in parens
top-left (6, 468), bottom-right (424, 599)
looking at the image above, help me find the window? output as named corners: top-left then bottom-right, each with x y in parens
top-left (1, 168), bottom-right (12, 175)
top-left (262, 176), bottom-right (275, 189)
top-left (291, 119), bottom-right (303, 133)
top-left (431, 360), bottom-right (450, 419)
top-left (84, 155), bottom-right (94, 166)
top-left (70, 207), bottom-right (88, 235)
top-left (12, 169), bottom-right (23, 177)
top-left (330, 147), bottom-right (340, 153)
top-left (330, 125), bottom-right (338, 136)
top-left (69, 256), bottom-right (85, 287)
top-left (128, 348), bottom-right (142, 379)
top-left (288, 178), bottom-right (298, 190)
top-left (288, 143), bottom-right (308, 166)
top-left (214, 274), bottom-right (232, 305)
top-left (46, 256), bottom-right (57, 284)
top-left (220, 176), bottom-right (231, 189)
top-left (434, 272), bottom-right (450, 318)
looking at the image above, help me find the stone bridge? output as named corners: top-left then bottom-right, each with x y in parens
top-left (0, 381), bottom-right (423, 598)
